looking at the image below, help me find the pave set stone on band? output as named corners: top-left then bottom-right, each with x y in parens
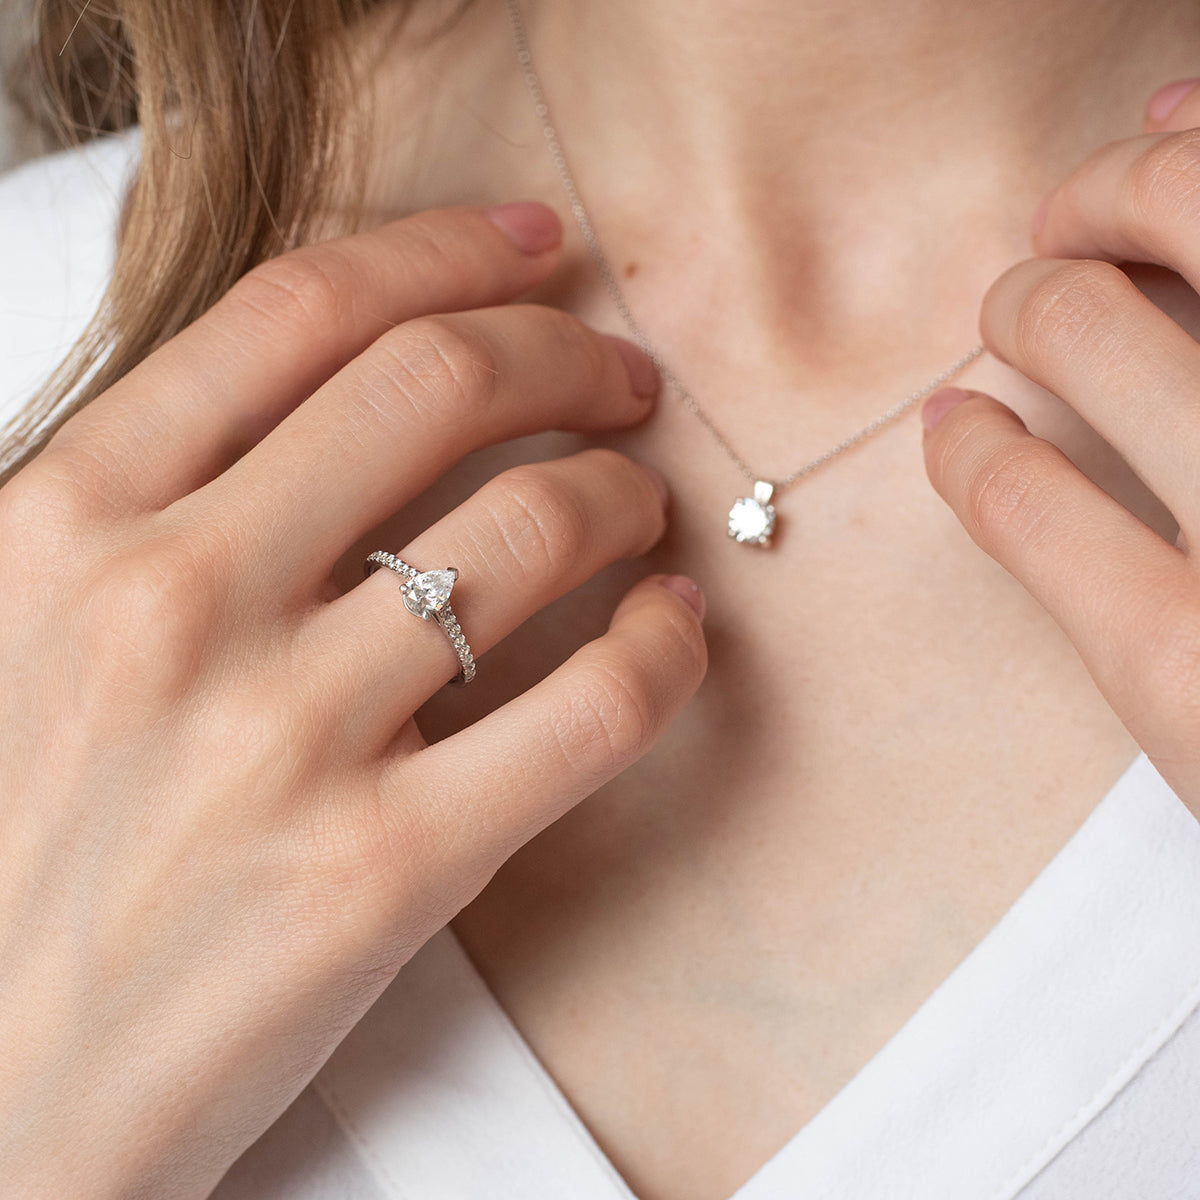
top-left (364, 551), bottom-right (477, 686)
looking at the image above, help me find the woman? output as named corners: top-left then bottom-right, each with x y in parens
top-left (4, 0), bottom-right (1200, 1195)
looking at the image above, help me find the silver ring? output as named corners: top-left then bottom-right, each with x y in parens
top-left (364, 551), bottom-right (476, 686)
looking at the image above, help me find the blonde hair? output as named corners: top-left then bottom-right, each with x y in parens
top-left (2, 0), bottom-right (403, 483)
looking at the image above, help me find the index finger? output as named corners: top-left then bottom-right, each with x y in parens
top-left (1030, 119), bottom-right (1200, 289)
top-left (43, 202), bottom-right (563, 510)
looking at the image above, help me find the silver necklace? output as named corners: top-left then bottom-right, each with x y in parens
top-left (504, 0), bottom-right (985, 549)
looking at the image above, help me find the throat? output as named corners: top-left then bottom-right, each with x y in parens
top-left (506, 0), bottom-right (1200, 364)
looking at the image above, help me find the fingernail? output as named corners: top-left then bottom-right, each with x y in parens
top-left (921, 387), bottom-right (972, 432)
top-left (660, 574), bottom-right (705, 620)
top-left (1031, 190), bottom-right (1053, 237)
top-left (1146, 78), bottom-right (1200, 124)
top-left (484, 201), bottom-right (563, 255)
top-left (606, 335), bottom-right (661, 398)
top-left (640, 462), bottom-right (670, 506)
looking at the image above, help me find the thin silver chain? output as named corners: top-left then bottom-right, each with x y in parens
top-left (504, 0), bottom-right (986, 493)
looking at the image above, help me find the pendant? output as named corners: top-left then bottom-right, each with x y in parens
top-left (727, 480), bottom-right (777, 547)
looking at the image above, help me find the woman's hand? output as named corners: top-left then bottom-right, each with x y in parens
top-left (920, 81), bottom-right (1200, 815)
top-left (0, 202), bottom-right (707, 1199)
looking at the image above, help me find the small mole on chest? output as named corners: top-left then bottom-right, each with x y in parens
top-left (623, 261), bottom-right (639, 278)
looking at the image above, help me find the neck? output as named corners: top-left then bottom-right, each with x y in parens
top-left (549, 0), bottom-right (1188, 150)
top-left (358, 0), bottom-right (1200, 401)
top-left (517, 0), bottom-right (1200, 368)
top-left (539, 0), bottom-right (1199, 196)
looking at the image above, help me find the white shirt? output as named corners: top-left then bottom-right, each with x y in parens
top-left (4, 135), bottom-right (1200, 1200)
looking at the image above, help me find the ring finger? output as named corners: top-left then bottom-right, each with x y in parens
top-left (299, 445), bottom-right (669, 748)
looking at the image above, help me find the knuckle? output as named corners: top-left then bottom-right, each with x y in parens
top-left (0, 455), bottom-right (96, 547)
top-left (373, 315), bottom-right (499, 426)
top-left (562, 658), bottom-right (662, 777)
top-left (583, 446), bottom-right (667, 521)
top-left (231, 249), bottom-right (351, 336)
top-left (559, 603), bottom-right (708, 780)
top-left (540, 306), bottom-right (612, 387)
top-left (1013, 259), bottom-right (1132, 368)
top-left (0, 468), bottom-right (93, 605)
top-left (197, 682), bottom-right (317, 794)
top-left (964, 440), bottom-right (1062, 551)
top-left (1127, 129), bottom-right (1200, 237)
top-left (484, 463), bottom-right (591, 577)
top-left (76, 539), bottom-right (225, 702)
top-left (657, 597), bottom-right (710, 686)
top-left (386, 210), bottom-right (475, 280)
top-left (634, 592), bottom-right (710, 698)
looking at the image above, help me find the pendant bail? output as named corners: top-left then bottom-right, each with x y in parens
top-left (753, 480), bottom-right (775, 505)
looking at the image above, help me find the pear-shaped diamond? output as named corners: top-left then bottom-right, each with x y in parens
top-left (402, 568), bottom-right (458, 620)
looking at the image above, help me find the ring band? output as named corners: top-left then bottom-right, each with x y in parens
top-left (364, 551), bottom-right (477, 686)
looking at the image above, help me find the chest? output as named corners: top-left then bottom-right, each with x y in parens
top-left (335, 372), bottom-right (1147, 1199)
top-left (325, 187), bottom-right (1195, 1188)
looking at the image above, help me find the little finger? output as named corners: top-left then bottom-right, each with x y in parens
top-left (371, 572), bottom-right (707, 899)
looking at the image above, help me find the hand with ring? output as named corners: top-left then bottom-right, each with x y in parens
top-left (0, 202), bottom-right (707, 1198)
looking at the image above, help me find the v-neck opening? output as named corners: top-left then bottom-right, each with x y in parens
top-left (312, 749), bottom-right (1200, 1200)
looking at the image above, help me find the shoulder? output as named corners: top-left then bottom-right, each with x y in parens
top-left (0, 127), bottom-right (141, 426)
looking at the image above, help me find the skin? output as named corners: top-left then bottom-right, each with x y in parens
top-left (346, 2), bottom-right (1200, 1198)
top-left (0, 209), bottom-right (704, 1197)
top-left (5, 4), bottom-right (1200, 1200)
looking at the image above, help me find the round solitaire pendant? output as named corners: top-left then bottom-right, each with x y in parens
top-left (727, 480), bottom-right (777, 548)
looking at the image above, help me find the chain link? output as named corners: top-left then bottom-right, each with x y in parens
top-left (505, 0), bottom-right (986, 493)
